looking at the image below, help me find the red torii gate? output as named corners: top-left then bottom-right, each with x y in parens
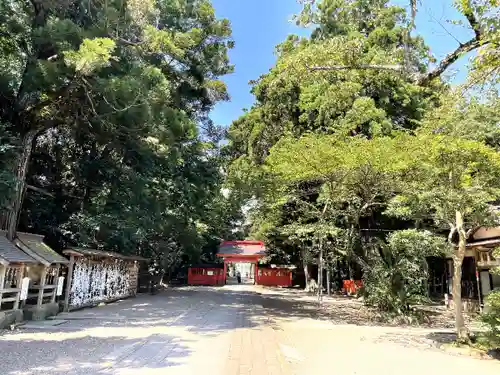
top-left (217, 240), bottom-right (265, 283)
top-left (216, 240), bottom-right (292, 287)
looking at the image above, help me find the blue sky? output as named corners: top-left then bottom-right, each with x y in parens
top-left (210, 0), bottom-right (476, 129)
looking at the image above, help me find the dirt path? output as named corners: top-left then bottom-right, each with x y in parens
top-left (0, 285), bottom-right (498, 375)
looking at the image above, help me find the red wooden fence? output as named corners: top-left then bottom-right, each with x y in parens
top-left (256, 268), bottom-right (292, 287)
top-left (188, 267), bottom-right (225, 286)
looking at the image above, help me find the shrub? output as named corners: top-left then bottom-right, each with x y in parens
top-left (363, 229), bottom-right (447, 314)
top-left (480, 248), bottom-right (500, 348)
top-left (480, 290), bottom-right (500, 348)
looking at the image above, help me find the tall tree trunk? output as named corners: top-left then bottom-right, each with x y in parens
top-left (318, 239), bottom-right (323, 303)
top-left (4, 130), bottom-right (37, 240)
top-left (453, 211), bottom-right (470, 343)
top-left (301, 248), bottom-right (311, 291)
top-left (326, 266), bottom-right (331, 296)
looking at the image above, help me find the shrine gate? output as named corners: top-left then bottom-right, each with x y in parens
top-left (217, 241), bottom-right (292, 287)
top-left (217, 240), bottom-right (264, 284)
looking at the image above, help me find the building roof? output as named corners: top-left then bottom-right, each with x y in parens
top-left (0, 230), bottom-right (38, 264)
top-left (15, 232), bottom-right (69, 265)
top-left (189, 263), bottom-right (224, 269)
top-left (217, 240), bottom-right (266, 256)
top-left (63, 247), bottom-right (149, 261)
top-left (466, 237), bottom-right (500, 249)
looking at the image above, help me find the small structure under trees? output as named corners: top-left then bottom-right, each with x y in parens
top-left (217, 240), bottom-right (266, 284)
top-left (215, 241), bottom-right (294, 287)
top-left (466, 227), bottom-right (500, 307)
top-left (428, 226), bottom-right (500, 312)
top-left (14, 232), bottom-right (69, 320)
top-left (62, 248), bottom-right (148, 311)
top-left (0, 231), bottom-right (38, 326)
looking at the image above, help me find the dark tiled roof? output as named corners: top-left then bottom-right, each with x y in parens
top-left (0, 230), bottom-right (38, 264)
top-left (17, 232), bottom-right (69, 265)
top-left (63, 247), bottom-right (148, 261)
top-left (218, 241), bottom-right (266, 256)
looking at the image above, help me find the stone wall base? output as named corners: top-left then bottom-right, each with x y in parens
top-left (0, 309), bottom-right (23, 329)
top-left (66, 294), bottom-right (136, 312)
top-left (23, 302), bottom-right (60, 321)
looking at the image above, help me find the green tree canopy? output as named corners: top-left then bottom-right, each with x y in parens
top-left (0, 0), bottom-right (239, 269)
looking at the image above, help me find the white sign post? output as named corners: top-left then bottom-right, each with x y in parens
top-left (20, 277), bottom-right (30, 301)
top-left (56, 276), bottom-right (65, 296)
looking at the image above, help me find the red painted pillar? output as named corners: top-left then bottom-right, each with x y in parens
top-left (254, 262), bottom-right (259, 285)
top-left (223, 260), bottom-right (227, 285)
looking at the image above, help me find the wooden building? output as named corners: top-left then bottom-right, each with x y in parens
top-left (0, 231), bottom-right (38, 327)
top-left (13, 232), bottom-right (69, 320)
top-left (466, 227), bottom-right (500, 306)
top-left (62, 248), bottom-right (148, 311)
top-left (427, 226), bottom-right (500, 312)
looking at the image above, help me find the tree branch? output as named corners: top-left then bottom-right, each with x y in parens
top-left (117, 37), bottom-right (145, 46)
top-left (306, 2), bottom-right (489, 87)
top-left (360, 202), bottom-right (385, 213)
top-left (417, 37), bottom-right (486, 85)
top-left (307, 36), bottom-right (487, 86)
top-left (465, 227), bottom-right (476, 240)
top-left (463, 7), bottom-right (481, 39)
top-left (351, 252), bottom-right (369, 270)
top-left (26, 184), bottom-right (54, 198)
top-left (306, 64), bottom-right (404, 73)
top-left (26, 184), bottom-right (84, 200)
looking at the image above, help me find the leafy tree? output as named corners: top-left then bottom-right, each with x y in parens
top-left (228, 12), bottom-right (437, 163)
top-left (266, 134), bottom-right (404, 270)
top-left (387, 133), bottom-right (500, 341)
top-left (0, 0), bottom-right (237, 274)
top-left (225, 0), bottom-right (444, 271)
top-left (197, 184), bottom-right (249, 261)
top-left (0, 0), bottom-right (233, 246)
top-left (301, 0), bottom-right (498, 86)
top-left (459, 0), bottom-right (500, 88)
top-left (266, 127), bottom-right (500, 338)
top-left (281, 221), bottom-right (345, 294)
top-left (418, 91), bottom-right (500, 149)
top-left (225, 2), bottom-right (500, 327)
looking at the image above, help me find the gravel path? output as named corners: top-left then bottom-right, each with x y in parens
top-left (0, 285), bottom-right (498, 375)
